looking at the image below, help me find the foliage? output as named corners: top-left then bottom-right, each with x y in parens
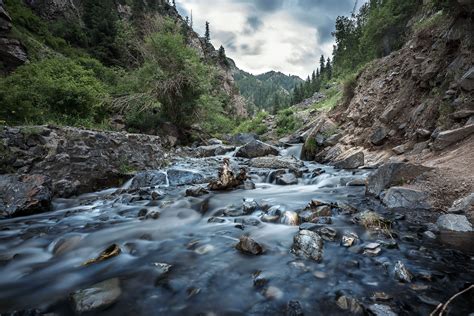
top-left (234, 111), bottom-right (269, 135)
top-left (0, 57), bottom-right (106, 125)
top-left (291, 55), bottom-right (332, 105)
top-left (342, 74), bottom-right (358, 107)
top-left (276, 108), bottom-right (301, 136)
top-left (312, 86), bottom-right (342, 111)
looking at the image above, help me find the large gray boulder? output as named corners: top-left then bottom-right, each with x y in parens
top-left (382, 187), bottom-right (432, 210)
top-left (235, 140), bottom-right (279, 159)
top-left (432, 124), bottom-right (474, 150)
top-left (366, 162), bottom-right (432, 197)
top-left (0, 174), bottom-right (52, 218)
top-left (167, 169), bottom-right (205, 186)
top-left (227, 133), bottom-right (259, 145)
top-left (333, 151), bottom-right (364, 169)
top-left (249, 156), bottom-right (304, 171)
top-left (370, 126), bottom-right (388, 146)
top-left (194, 145), bottom-right (236, 157)
top-left (291, 230), bottom-right (323, 262)
top-left (437, 214), bottom-right (473, 232)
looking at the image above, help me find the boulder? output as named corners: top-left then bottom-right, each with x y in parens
top-left (249, 156), bottom-right (304, 171)
top-left (370, 127), bottom-right (388, 146)
top-left (382, 187), bottom-right (432, 210)
top-left (185, 186), bottom-right (209, 197)
top-left (0, 174), bottom-right (52, 218)
top-left (366, 162), bottom-right (432, 196)
top-left (275, 173), bottom-right (298, 185)
top-left (235, 140), bottom-right (279, 158)
top-left (436, 214), bottom-right (473, 232)
top-left (228, 133), bottom-right (259, 145)
top-left (433, 124), bottom-right (474, 150)
top-left (450, 110), bottom-right (474, 120)
top-left (459, 67), bottom-right (474, 91)
top-left (334, 151), bottom-right (364, 169)
top-left (195, 145), bottom-right (235, 157)
top-left (242, 198), bottom-right (259, 214)
top-left (448, 193), bottom-right (474, 214)
top-left (236, 235), bottom-right (263, 255)
top-left (167, 169), bottom-right (204, 186)
top-left (130, 171), bottom-right (167, 189)
top-left (336, 296), bottom-right (364, 315)
top-left (71, 278), bottom-right (121, 313)
top-left (279, 211), bottom-right (299, 226)
top-left (291, 230), bottom-right (323, 262)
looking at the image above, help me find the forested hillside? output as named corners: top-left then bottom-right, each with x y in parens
top-left (233, 68), bottom-right (302, 113)
top-left (0, 0), bottom-right (247, 142)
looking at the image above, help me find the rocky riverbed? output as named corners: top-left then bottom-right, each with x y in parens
top-left (0, 142), bottom-right (473, 315)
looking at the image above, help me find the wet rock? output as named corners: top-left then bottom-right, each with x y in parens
top-left (243, 180), bottom-right (256, 190)
top-left (261, 214), bottom-right (280, 223)
top-left (0, 174), bottom-right (52, 218)
top-left (153, 262), bottom-right (172, 278)
top-left (394, 261), bottom-right (414, 283)
top-left (250, 156), bottom-right (304, 171)
top-left (432, 124), bottom-right (474, 150)
top-left (286, 300), bottom-right (304, 316)
top-left (299, 222), bottom-right (318, 231)
top-left (366, 162), bottom-right (432, 196)
top-left (208, 217), bottom-right (226, 224)
top-left (371, 127), bottom-right (388, 146)
top-left (368, 304), bottom-right (397, 316)
top-left (280, 211), bottom-right (299, 226)
top-left (236, 235), bottom-right (263, 255)
top-left (263, 286), bottom-right (284, 300)
top-left (341, 232), bottom-right (359, 247)
top-left (138, 209), bottom-right (160, 220)
top-left (252, 270), bottom-right (269, 288)
top-left (71, 278), bottom-right (121, 313)
top-left (318, 227), bottom-right (337, 241)
top-left (382, 187), bottom-right (432, 210)
top-left (334, 151), bottom-right (364, 169)
top-left (276, 173), bottom-right (298, 185)
top-left (167, 169), bottom-right (204, 186)
top-left (448, 193), bottom-right (474, 214)
top-left (83, 244), bottom-right (121, 266)
top-left (372, 292), bottom-right (393, 302)
top-left (185, 186), bottom-right (209, 197)
top-left (209, 158), bottom-right (247, 191)
top-left (336, 296), bottom-right (364, 315)
top-left (195, 244), bottom-right (215, 255)
top-left (235, 217), bottom-right (261, 227)
top-left (235, 140), bottom-right (279, 158)
top-left (346, 179), bottom-right (367, 187)
top-left (363, 242), bottom-right (382, 256)
top-left (195, 145), bottom-right (235, 157)
top-left (423, 231), bottom-right (436, 239)
top-left (298, 210), bottom-right (318, 223)
top-left (242, 198), bottom-right (259, 214)
top-left (130, 171), bottom-right (167, 189)
top-left (436, 214), bottom-right (473, 232)
top-left (291, 230), bottom-right (323, 262)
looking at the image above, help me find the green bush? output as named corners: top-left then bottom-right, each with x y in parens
top-left (276, 108), bottom-right (301, 136)
top-left (0, 57), bottom-right (107, 125)
top-left (235, 111), bottom-right (268, 135)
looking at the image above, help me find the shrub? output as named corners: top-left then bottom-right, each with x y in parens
top-left (0, 57), bottom-right (107, 125)
top-left (342, 74), bottom-right (358, 107)
top-left (276, 108), bottom-right (301, 136)
top-left (234, 111), bottom-right (268, 135)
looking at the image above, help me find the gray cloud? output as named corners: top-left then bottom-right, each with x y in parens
top-left (178, 0), bottom-right (366, 77)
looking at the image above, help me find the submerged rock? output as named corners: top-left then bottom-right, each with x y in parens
top-left (280, 211), bottom-right (299, 226)
top-left (235, 140), bottom-right (279, 158)
top-left (436, 214), bottom-right (473, 232)
top-left (0, 174), bottom-right (52, 218)
top-left (291, 230), bottom-right (323, 262)
top-left (368, 304), bottom-right (398, 316)
top-left (209, 158), bottom-right (247, 191)
top-left (341, 232), bottom-right (358, 247)
top-left (71, 278), bottom-right (121, 313)
top-left (236, 235), bottom-right (263, 255)
top-left (242, 198), bottom-right (259, 214)
top-left (394, 261), bottom-right (414, 283)
top-left (276, 173), bottom-right (298, 185)
top-left (185, 186), bottom-right (209, 197)
top-left (336, 296), bottom-right (364, 315)
top-left (286, 300), bottom-right (304, 316)
top-left (83, 244), bottom-right (121, 266)
top-left (318, 227), bottom-right (337, 241)
top-left (363, 242), bottom-right (382, 256)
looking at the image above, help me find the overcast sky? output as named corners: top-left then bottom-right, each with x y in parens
top-left (177, 0), bottom-right (365, 78)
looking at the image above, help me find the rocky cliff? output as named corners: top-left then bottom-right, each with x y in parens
top-left (0, 1), bottom-right (28, 73)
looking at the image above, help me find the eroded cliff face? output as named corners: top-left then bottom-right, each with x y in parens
top-left (0, 2), bottom-right (28, 73)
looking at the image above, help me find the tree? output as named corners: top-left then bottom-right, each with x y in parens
top-left (172, 0), bottom-right (176, 8)
top-left (205, 21), bottom-right (210, 43)
top-left (319, 55), bottom-right (326, 77)
top-left (326, 57), bottom-right (332, 80)
top-left (218, 45), bottom-right (229, 66)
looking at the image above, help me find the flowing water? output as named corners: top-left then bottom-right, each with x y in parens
top-left (0, 148), bottom-right (473, 315)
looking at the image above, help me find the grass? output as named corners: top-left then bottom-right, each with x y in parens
top-left (413, 10), bottom-right (446, 32)
top-left (234, 111), bottom-right (269, 135)
top-left (359, 211), bottom-right (393, 237)
top-left (276, 108), bottom-right (302, 136)
top-left (312, 86), bottom-right (342, 111)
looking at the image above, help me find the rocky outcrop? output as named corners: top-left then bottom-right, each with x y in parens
top-left (0, 126), bottom-right (166, 197)
top-left (0, 174), bottom-right (52, 218)
top-left (0, 3), bottom-right (28, 73)
top-left (382, 187), bottom-right (432, 210)
top-left (333, 151), bottom-right (364, 169)
top-left (432, 124), bottom-right (474, 150)
top-left (437, 214), bottom-right (472, 232)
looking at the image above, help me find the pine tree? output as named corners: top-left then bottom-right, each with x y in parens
top-left (218, 45), bottom-right (229, 66)
top-left (326, 57), bottom-right (333, 80)
top-left (185, 16), bottom-right (189, 25)
top-left (319, 55), bottom-right (326, 77)
top-left (205, 21), bottom-right (210, 43)
top-left (172, 0), bottom-right (176, 8)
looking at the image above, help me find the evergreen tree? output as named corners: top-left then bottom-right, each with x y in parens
top-left (218, 45), bottom-right (229, 66)
top-left (172, 0), bottom-right (176, 8)
top-left (326, 57), bottom-right (332, 80)
top-left (205, 21), bottom-right (210, 43)
top-left (319, 55), bottom-right (326, 77)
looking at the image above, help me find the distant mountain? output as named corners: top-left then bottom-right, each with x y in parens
top-left (231, 65), bottom-right (303, 112)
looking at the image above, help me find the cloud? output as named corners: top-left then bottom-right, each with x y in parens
top-left (177, 0), bottom-right (366, 78)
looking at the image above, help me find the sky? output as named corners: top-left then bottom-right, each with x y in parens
top-left (177, 0), bottom-right (366, 79)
